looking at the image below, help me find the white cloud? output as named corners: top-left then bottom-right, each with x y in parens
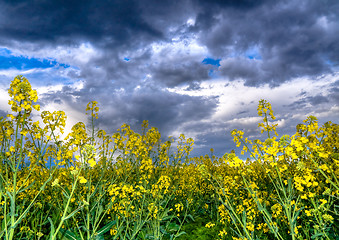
top-left (226, 116), bottom-right (262, 125)
top-left (151, 36), bottom-right (208, 62)
top-left (2, 42), bottom-right (100, 67)
top-left (168, 72), bottom-right (339, 130)
top-left (0, 87), bottom-right (10, 113)
top-left (0, 68), bottom-right (39, 78)
top-left (186, 18), bottom-right (195, 26)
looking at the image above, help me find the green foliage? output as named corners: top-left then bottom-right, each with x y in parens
top-left (0, 76), bottom-right (338, 240)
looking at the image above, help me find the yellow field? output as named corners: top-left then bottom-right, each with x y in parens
top-left (0, 76), bottom-right (338, 239)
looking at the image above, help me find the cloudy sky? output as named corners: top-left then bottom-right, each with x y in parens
top-left (0, 0), bottom-right (338, 157)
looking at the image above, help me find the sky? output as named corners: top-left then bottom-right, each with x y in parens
top-left (0, 0), bottom-right (338, 157)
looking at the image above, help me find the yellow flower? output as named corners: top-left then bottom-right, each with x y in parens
top-left (36, 232), bottom-right (44, 238)
top-left (20, 129), bottom-right (28, 136)
top-left (175, 203), bottom-right (183, 212)
top-left (110, 228), bottom-right (117, 236)
top-left (294, 226), bottom-right (300, 234)
top-left (52, 178), bottom-right (59, 187)
top-left (33, 104), bottom-right (40, 111)
top-left (304, 210), bottom-right (312, 217)
top-left (88, 158), bottom-right (96, 167)
top-left (79, 176), bottom-right (87, 184)
top-left (219, 229), bottom-right (227, 236)
top-left (205, 222), bottom-right (215, 228)
top-left (70, 168), bottom-right (78, 175)
top-left (322, 214), bottom-right (334, 223)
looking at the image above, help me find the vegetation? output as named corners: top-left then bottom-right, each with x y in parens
top-left (0, 76), bottom-right (338, 239)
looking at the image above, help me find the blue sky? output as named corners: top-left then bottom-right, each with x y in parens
top-left (0, 48), bottom-right (69, 70)
top-left (0, 0), bottom-right (338, 157)
top-left (202, 58), bottom-right (221, 67)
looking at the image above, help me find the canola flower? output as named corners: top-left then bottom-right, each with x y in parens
top-left (0, 76), bottom-right (338, 240)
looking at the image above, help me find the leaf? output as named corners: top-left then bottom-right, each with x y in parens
top-left (174, 231), bottom-right (186, 238)
top-left (62, 190), bottom-right (70, 199)
top-left (17, 180), bottom-right (36, 193)
top-left (161, 215), bottom-right (175, 221)
top-left (63, 206), bottom-right (84, 221)
top-left (6, 191), bottom-right (13, 205)
top-left (311, 232), bottom-right (325, 239)
top-left (40, 175), bottom-right (53, 191)
top-left (96, 220), bottom-right (116, 236)
top-left (292, 206), bottom-right (304, 224)
top-left (186, 214), bottom-right (195, 222)
top-left (94, 234), bottom-right (105, 240)
top-left (0, 213), bottom-right (11, 238)
top-left (59, 228), bottom-right (80, 240)
top-left (167, 222), bottom-right (180, 232)
top-left (48, 217), bottom-right (55, 240)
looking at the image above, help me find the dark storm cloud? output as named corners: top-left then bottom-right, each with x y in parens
top-left (0, 0), bottom-right (163, 48)
top-left (328, 85), bottom-right (339, 102)
top-left (237, 110), bottom-right (249, 115)
top-left (178, 114), bottom-right (266, 157)
top-left (79, 53), bottom-right (152, 89)
top-left (164, 119), bottom-right (232, 156)
top-left (199, 0), bottom-right (274, 10)
top-left (308, 95), bottom-right (329, 106)
top-left (287, 93), bottom-right (330, 111)
top-left (73, 45), bottom-right (210, 89)
top-left (38, 80), bottom-right (218, 138)
top-left (219, 58), bottom-right (264, 86)
top-left (151, 61), bottom-right (210, 87)
top-left (0, 109), bottom-right (7, 118)
top-left (194, 0), bottom-right (339, 86)
top-left (192, 130), bottom-right (235, 157)
top-left (1, 0), bottom-right (338, 88)
top-left (185, 81), bottom-right (203, 91)
top-left (107, 88), bottom-right (218, 134)
top-left (0, 0), bottom-right (196, 53)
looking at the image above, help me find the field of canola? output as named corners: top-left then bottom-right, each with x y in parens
top-left (0, 76), bottom-right (338, 240)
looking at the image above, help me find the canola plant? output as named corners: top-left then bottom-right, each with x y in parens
top-left (0, 76), bottom-right (338, 240)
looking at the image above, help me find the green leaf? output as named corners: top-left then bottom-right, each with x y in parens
top-left (63, 206), bottom-right (84, 221)
top-left (6, 191), bottom-right (13, 204)
top-left (174, 231), bottom-right (186, 238)
top-left (167, 222), bottom-right (180, 232)
top-left (62, 190), bottom-right (70, 199)
top-left (40, 175), bottom-right (53, 191)
top-left (59, 228), bottom-right (80, 240)
top-left (161, 215), bottom-right (175, 221)
top-left (292, 206), bottom-right (304, 224)
top-left (0, 213), bottom-right (11, 238)
top-left (311, 232), bottom-right (325, 239)
top-left (48, 217), bottom-right (55, 240)
top-left (94, 234), bottom-right (105, 240)
top-left (17, 180), bottom-right (36, 193)
top-left (186, 214), bottom-right (195, 222)
top-left (96, 220), bottom-right (117, 236)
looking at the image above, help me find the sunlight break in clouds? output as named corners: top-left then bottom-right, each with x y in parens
top-left (168, 72), bottom-right (339, 128)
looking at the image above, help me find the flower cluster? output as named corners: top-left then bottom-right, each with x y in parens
top-left (1, 77), bottom-right (338, 240)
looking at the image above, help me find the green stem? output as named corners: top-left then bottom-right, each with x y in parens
top-left (51, 169), bottom-right (81, 240)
